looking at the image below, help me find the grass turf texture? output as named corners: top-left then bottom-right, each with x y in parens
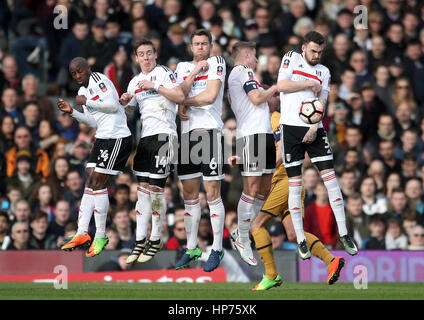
top-left (0, 282), bottom-right (423, 300)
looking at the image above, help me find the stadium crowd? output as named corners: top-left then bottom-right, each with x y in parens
top-left (0, 0), bottom-right (424, 255)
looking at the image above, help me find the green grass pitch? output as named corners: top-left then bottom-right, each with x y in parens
top-left (0, 282), bottom-right (423, 300)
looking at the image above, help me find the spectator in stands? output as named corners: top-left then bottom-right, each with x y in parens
top-left (367, 159), bottom-right (386, 193)
top-left (112, 206), bottom-right (133, 248)
top-left (210, 16), bottom-right (229, 48)
top-left (376, 140), bottom-right (402, 176)
top-left (67, 139), bottom-right (91, 177)
top-left (161, 23), bottom-right (191, 64)
top-left (269, 222), bottom-right (297, 250)
top-left (165, 219), bottom-right (187, 250)
top-left (374, 64), bottom-right (394, 111)
top-left (131, 18), bottom-right (150, 41)
top-left (385, 22), bottom-right (406, 60)
top-left (340, 168), bottom-right (357, 199)
top-left (0, 87), bottom-right (24, 125)
top-left (385, 217), bottom-right (408, 250)
top-left (368, 10), bottom-right (385, 37)
top-left (4, 185), bottom-right (22, 222)
top-left (0, 115), bottom-right (16, 154)
top-left (349, 50), bottom-right (374, 90)
top-left (338, 67), bottom-right (356, 101)
top-left (17, 74), bottom-right (56, 123)
top-left (21, 101), bottom-right (40, 140)
top-left (304, 181), bottom-right (338, 249)
top-left (360, 81), bottom-right (386, 129)
top-left (346, 91), bottom-right (374, 142)
top-left (57, 19), bottom-right (90, 94)
top-left (61, 169), bottom-right (84, 221)
top-left (114, 171), bottom-right (133, 188)
top-left (327, 100), bottom-right (349, 155)
top-left (242, 19), bottom-right (260, 44)
top-left (47, 156), bottom-right (70, 202)
top-left (105, 15), bottom-right (133, 54)
top-left (404, 178), bottom-right (424, 216)
top-left (362, 215), bottom-right (386, 250)
top-left (403, 11), bottom-right (420, 41)
top-left (400, 152), bottom-right (420, 183)
top-left (359, 176), bottom-right (387, 216)
top-left (394, 105), bottom-right (418, 138)
top-left (103, 47), bottom-right (133, 96)
top-left (197, 1), bottom-right (216, 30)
top-left (403, 40), bottom-right (424, 87)
top-left (346, 193), bottom-right (371, 249)
top-left (96, 248), bottom-right (134, 271)
top-left (11, 199), bottom-right (31, 226)
top-left (384, 172), bottom-right (403, 199)
top-left (48, 199), bottom-right (71, 238)
top-left (386, 188), bottom-right (410, 221)
top-left (367, 36), bottom-right (387, 73)
top-left (303, 166), bottom-right (320, 207)
top-left (322, 33), bottom-right (351, 83)
top-left (78, 18), bottom-right (118, 73)
top-left (335, 125), bottom-right (366, 174)
top-left (56, 112), bottom-right (79, 142)
top-left (0, 212), bottom-right (11, 250)
top-left (0, 55), bottom-right (21, 95)
top-left (6, 221), bottom-right (30, 250)
top-left (37, 119), bottom-right (60, 158)
top-left (234, 0), bottom-right (255, 34)
top-left (197, 214), bottom-right (214, 249)
top-left (366, 114), bottom-right (399, 156)
top-left (260, 52), bottom-right (281, 87)
top-left (111, 184), bottom-right (130, 211)
top-left (278, 0), bottom-right (306, 47)
top-left (6, 150), bottom-right (40, 199)
top-left (389, 77), bottom-right (416, 118)
top-left (28, 210), bottom-right (57, 249)
top-left (105, 226), bottom-right (122, 250)
top-left (30, 183), bottom-right (55, 222)
top-left (90, 0), bottom-right (111, 23)
top-left (407, 225), bottom-right (424, 250)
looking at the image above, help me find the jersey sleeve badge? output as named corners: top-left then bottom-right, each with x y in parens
top-left (99, 82), bottom-right (107, 92)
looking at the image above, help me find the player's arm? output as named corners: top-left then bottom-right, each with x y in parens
top-left (76, 77), bottom-right (121, 113)
top-left (247, 84), bottom-right (278, 106)
top-left (137, 74), bottom-right (185, 104)
top-left (57, 98), bottom-right (97, 127)
top-left (183, 79), bottom-right (221, 107)
top-left (277, 79), bottom-right (320, 94)
top-left (178, 61), bottom-right (209, 96)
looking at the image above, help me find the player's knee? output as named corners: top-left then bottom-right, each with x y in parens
top-left (286, 230), bottom-right (297, 243)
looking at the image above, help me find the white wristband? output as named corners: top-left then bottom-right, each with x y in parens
top-left (154, 82), bottom-right (160, 91)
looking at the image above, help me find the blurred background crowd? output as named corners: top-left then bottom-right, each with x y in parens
top-left (0, 0), bottom-right (424, 257)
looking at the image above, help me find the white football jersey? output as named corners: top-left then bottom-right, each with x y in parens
top-left (228, 65), bottom-right (272, 138)
top-left (127, 65), bottom-right (178, 138)
top-left (175, 56), bottom-right (226, 134)
top-left (77, 72), bottom-right (130, 139)
top-left (278, 51), bottom-right (330, 127)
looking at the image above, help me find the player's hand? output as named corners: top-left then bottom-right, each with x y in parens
top-left (119, 92), bottom-right (133, 105)
top-left (138, 79), bottom-right (155, 91)
top-left (227, 155), bottom-right (240, 168)
top-left (309, 81), bottom-right (322, 97)
top-left (194, 60), bottom-right (209, 75)
top-left (178, 105), bottom-right (190, 121)
top-left (87, 57), bottom-right (96, 66)
top-left (302, 126), bottom-right (318, 144)
top-left (75, 95), bottom-right (87, 105)
top-left (57, 98), bottom-right (73, 114)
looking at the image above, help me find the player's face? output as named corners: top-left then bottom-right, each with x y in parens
top-left (302, 42), bottom-right (324, 66)
top-left (246, 48), bottom-right (258, 70)
top-left (191, 35), bottom-right (211, 61)
top-left (70, 66), bottom-right (90, 86)
top-left (135, 44), bottom-right (157, 73)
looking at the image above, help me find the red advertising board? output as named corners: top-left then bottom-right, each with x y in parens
top-left (0, 268), bottom-right (227, 283)
top-left (0, 251), bottom-right (83, 275)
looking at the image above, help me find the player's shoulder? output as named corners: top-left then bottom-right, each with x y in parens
top-left (90, 72), bottom-right (107, 83)
top-left (315, 63), bottom-right (330, 75)
top-left (176, 61), bottom-right (192, 69)
top-left (156, 65), bottom-right (173, 74)
top-left (208, 55), bottom-right (226, 65)
top-left (283, 50), bottom-right (300, 59)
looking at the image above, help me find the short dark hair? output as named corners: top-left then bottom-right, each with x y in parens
top-left (30, 210), bottom-right (48, 223)
top-left (0, 211), bottom-right (10, 224)
top-left (190, 29), bottom-right (212, 44)
top-left (114, 184), bottom-right (130, 194)
top-left (402, 152), bottom-right (418, 163)
top-left (133, 37), bottom-right (156, 53)
top-left (303, 31), bottom-right (326, 46)
top-left (231, 41), bottom-right (256, 59)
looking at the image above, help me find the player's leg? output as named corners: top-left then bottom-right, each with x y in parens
top-left (61, 166), bottom-right (95, 251)
top-left (250, 178), bottom-right (284, 290)
top-left (202, 129), bottom-right (226, 272)
top-left (307, 129), bottom-right (358, 255)
top-left (176, 130), bottom-right (203, 269)
top-left (282, 215), bottom-right (345, 285)
top-left (281, 124), bottom-right (310, 259)
top-left (87, 136), bottom-right (133, 257)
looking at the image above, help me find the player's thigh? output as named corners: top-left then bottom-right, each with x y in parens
top-left (305, 128), bottom-right (334, 172)
top-left (177, 131), bottom-right (202, 181)
top-left (260, 177), bottom-right (289, 219)
top-left (203, 179), bottom-right (221, 201)
top-left (148, 133), bottom-right (176, 188)
top-left (200, 129), bottom-right (224, 181)
top-left (93, 136), bottom-right (133, 176)
top-left (133, 136), bottom-right (151, 180)
top-left (242, 175), bottom-right (262, 197)
top-left (180, 177), bottom-right (201, 200)
top-left (280, 125), bottom-right (307, 178)
top-left (251, 210), bottom-right (273, 231)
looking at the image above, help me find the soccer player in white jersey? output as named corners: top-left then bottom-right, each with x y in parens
top-left (277, 31), bottom-right (358, 259)
top-left (174, 29), bottom-right (226, 272)
top-left (119, 38), bottom-right (184, 264)
top-left (58, 57), bottom-right (133, 257)
top-left (227, 41), bottom-right (278, 266)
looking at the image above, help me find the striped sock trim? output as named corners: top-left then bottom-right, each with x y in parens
top-left (256, 194), bottom-right (266, 201)
top-left (137, 186), bottom-right (150, 195)
top-left (288, 179), bottom-right (302, 187)
top-left (93, 188), bottom-right (108, 195)
top-left (322, 171), bottom-right (337, 182)
top-left (241, 193), bottom-right (255, 204)
top-left (184, 198), bottom-right (200, 206)
top-left (207, 197), bottom-right (223, 206)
